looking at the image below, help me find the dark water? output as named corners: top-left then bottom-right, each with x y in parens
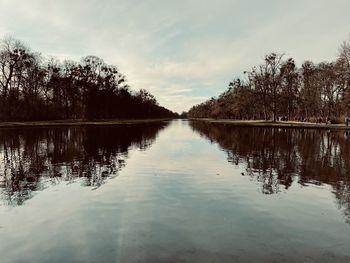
top-left (0, 120), bottom-right (350, 262)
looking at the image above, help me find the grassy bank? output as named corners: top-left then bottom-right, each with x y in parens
top-left (190, 118), bottom-right (350, 130)
top-left (0, 118), bottom-right (172, 128)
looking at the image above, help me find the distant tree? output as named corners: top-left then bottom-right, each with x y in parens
top-left (338, 35), bottom-right (350, 114)
top-left (280, 58), bottom-right (299, 120)
top-left (262, 53), bottom-right (285, 121)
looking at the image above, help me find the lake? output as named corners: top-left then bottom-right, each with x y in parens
top-left (0, 120), bottom-right (350, 263)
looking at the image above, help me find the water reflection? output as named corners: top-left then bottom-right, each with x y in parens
top-left (190, 121), bottom-right (350, 223)
top-left (0, 122), bottom-right (168, 206)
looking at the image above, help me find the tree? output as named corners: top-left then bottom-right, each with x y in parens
top-left (280, 58), bottom-right (299, 120)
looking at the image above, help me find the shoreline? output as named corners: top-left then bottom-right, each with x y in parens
top-left (189, 118), bottom-right (350, 130)
top-left (2, 118), bottom-right (350, 130)
top-left (0, 118), bottom-right (173, 128)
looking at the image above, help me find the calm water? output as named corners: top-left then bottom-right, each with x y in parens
top-left (0, 120), bottom-right (350, 262)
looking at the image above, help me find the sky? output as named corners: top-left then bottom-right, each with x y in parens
top-left (0, 0), bottom-right (349, 113)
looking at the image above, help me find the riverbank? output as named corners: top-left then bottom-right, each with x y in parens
top-left (0, 118), bottom-right (172, 128)
top-left (190, 118), bottom-right (350, 130)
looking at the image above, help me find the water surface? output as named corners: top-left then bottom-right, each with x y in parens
top-left (0, 120), bottom-right (350, 262)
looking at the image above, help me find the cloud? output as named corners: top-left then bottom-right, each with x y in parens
top-left (0, 0), bottom-right (349, 112)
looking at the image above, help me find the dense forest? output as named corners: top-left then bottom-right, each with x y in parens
top-left (188, 35), bottom-right (350, 123)
top-left (0, 37), bottom-right (177, 121)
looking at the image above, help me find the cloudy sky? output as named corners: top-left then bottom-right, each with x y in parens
top-left (0, 0), bottom-right (349, 112)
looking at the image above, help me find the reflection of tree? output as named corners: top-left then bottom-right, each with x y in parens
top-left (190, 121), bottom-right (350, 222)
top-left (0, 122), bottom-right (168, 206)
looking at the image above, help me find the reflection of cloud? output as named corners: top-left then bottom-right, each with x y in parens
top-left (1, 0), bottom-right (350, 112)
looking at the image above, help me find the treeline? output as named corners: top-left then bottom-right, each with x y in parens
top-left (188, 35), bottom-right (350, 122)
top-left (0, 37), bottom-right (177, 121)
